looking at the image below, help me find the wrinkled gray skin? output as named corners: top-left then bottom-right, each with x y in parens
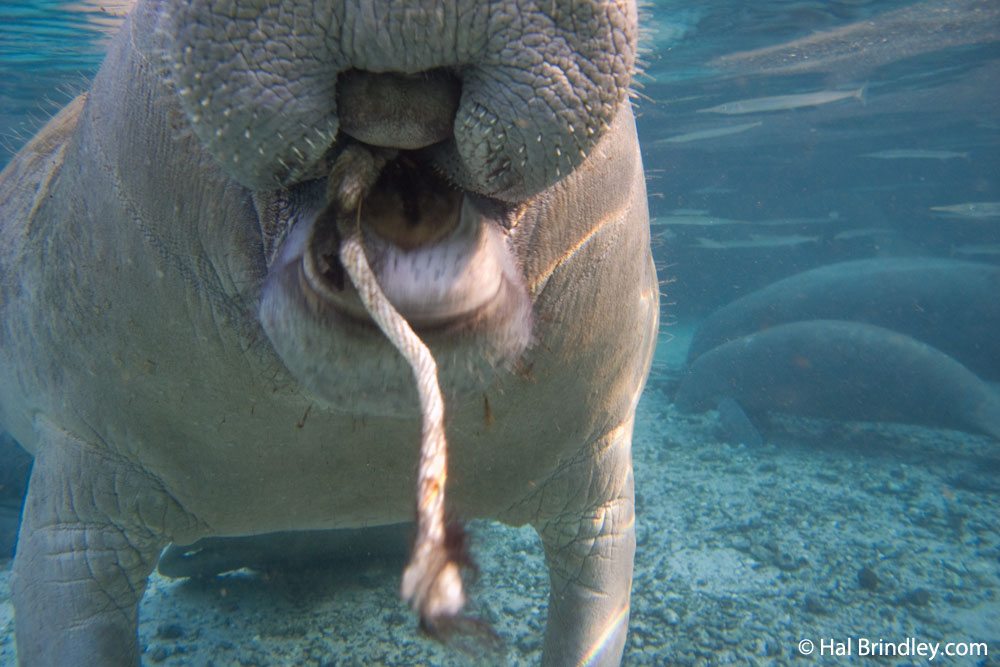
top-left (0, 0), bottom-right (657, 665)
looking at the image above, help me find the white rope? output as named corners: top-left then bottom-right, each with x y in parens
top-left (339, 219), bottom-right (465, 622)
top-left (328, 146), bottom-right (466, 630)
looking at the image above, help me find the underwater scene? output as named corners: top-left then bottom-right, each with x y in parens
top-left (0, 0), bottom-right (998, 665)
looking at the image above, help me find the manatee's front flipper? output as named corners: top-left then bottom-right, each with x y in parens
top-left (533, 421), bottom-right (636, 667)
top-left (158, 525), bottom-right (411, 579)
top-left (714, 397), bottom-right (765, 448)
top-left (0, 431), bottom-right (32, 559)
top-left (12, 429), bottom-right (195, 666)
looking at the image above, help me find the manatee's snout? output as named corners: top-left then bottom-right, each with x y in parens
top-left (157, 0), bottom-right (636, 201)
top-left (337, 69), bottom-right (460, 151)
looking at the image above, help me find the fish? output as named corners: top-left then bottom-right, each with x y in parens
top-left (697, 84), bottom-right (867, 115)
top-left (930, 202), bottom-right (1000, 219)
top-left (834, 227), bottom-right (897, 240)
top-left (952, 244), bottom-right (1000, 256)
top-left (651, 214), bottom-right (751, 227)
top-left (654, 213), bottom-right (841, 229)
top-left (862, 149), bottom-right (968, 160)
top-left (753, 213), bottom-right (842, 226)
top-left (655, 120), bottom-right (763, 144)
top-left (669, 208), bottom-right (710, 216)
top-left (693, 186), bottom-right (737, 195)
top-left (692, 235), bottom-right (819, 249)
top-left (706, 0), bottom-right (1000, 80)
top-left (849, 183), bottom-right (926, 193)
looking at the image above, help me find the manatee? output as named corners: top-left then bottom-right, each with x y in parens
top-left (675, 319), bottom-right (1000, 440)
top-left (686, 258), bottom-right (1000, 380)
top-left (713, 397), bottom-right (764, 448)
top-left (0, 432), bottom-right (32, 560)
top-left (0, 1), bottom-right (658, 665)
top-left (157, 525), bottom-right (412, 579)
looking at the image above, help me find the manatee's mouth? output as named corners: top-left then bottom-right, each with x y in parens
top-left (299, 152), bottom-right (512, 329)
top-left (256, 143), bottom-right (533, 411)
top-left (305, 152), bottom-right (464, 298)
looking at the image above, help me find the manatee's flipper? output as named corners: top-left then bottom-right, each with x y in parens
top-left (533, 420), bottom-right (635, 667)
top-left (158, 524), bottom-right (412, 579)
top-left (714, 397), bottom-right (765, 447)
top-left (0, 506), bottom-right (19, 562)
top-left (11, 427), bottom-right (196, 666)
top-left (0, 431), bottom-right (32, 498)
top-left (0, 431), bottom-right (32, 559)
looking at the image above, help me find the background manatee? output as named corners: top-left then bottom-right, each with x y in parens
top-left (0, 1), bottom-right (657, 665)
top-left (686, 258), bottom-right (1000, 380)
top-left (676, 319), bottom-right (1000, 440)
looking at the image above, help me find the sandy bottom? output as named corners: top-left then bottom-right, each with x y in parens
top-left (2, 327), bottom-right (998, 665)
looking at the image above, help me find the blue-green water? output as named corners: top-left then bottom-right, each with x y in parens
top-left (1, 1), bottom-right (998, 664)
top-left (0, 1), bottom-right (126, 160)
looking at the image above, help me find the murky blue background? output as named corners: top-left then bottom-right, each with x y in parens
top-left (636, 0), bottom-right (999, 319)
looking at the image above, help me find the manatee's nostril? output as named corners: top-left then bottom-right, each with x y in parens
top-left (337, 69), bottom-right (460, 151)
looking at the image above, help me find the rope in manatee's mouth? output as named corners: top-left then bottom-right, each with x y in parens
top-left (323, 144), bottom-right (494, 644)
